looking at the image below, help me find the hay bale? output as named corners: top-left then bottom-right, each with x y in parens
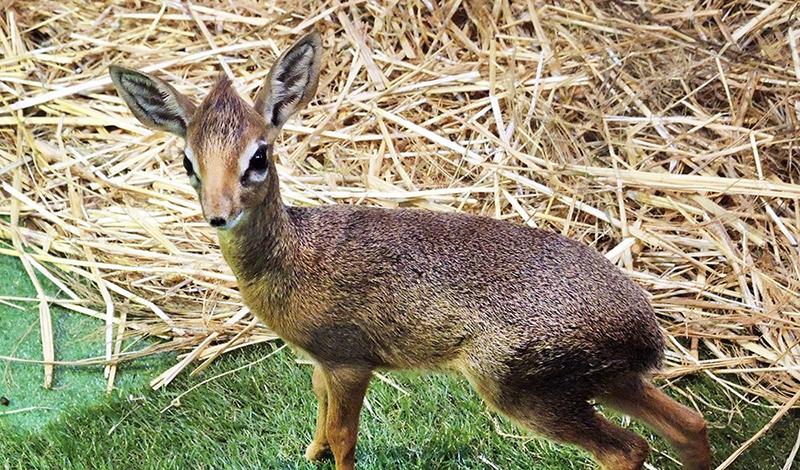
top-left (0, 0), bottom-right (798, 412)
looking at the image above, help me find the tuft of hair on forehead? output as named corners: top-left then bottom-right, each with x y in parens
top-left (189, 72), bottom-right (264, 155)
top-left (203, 73), bottom-right (243, 114)
top-left (211, 72), bottom-right (233, 93)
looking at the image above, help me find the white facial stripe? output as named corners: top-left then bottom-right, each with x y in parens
top-left (184, 146), bottom-right (200, 173)
top-left (239, 140), bottom-right (261, 177)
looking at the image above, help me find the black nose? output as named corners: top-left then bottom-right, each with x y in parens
top-left (209, 217), bottom-right (226, 228)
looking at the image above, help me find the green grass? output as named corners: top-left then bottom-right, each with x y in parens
top-left (0, 255), bottom-right (169, 431)
top-left (1, 252), bottom-right (799, 469)
top-left (2, 345), bottom-right (799, 469)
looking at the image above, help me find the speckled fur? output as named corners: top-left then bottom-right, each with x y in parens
top-left (217, 151), bottom-right (680, 469)
top-left (110, 30), bottom-right (711, 470)
top-left (225, 189), bottom-right (666, 392)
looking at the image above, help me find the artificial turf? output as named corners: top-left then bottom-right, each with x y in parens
top-left (1, 254), bottom-right (798, 469)
top-left (0, 254), bottom-right (167, 431)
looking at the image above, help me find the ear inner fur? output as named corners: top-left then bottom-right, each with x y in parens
top-left (253, 30), bottom-right (322, 138)
top-left (108, 65), bottom-right (195, 137)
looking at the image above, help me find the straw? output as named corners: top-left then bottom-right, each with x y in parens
top-left (0, 0), bottom-right (798, 454)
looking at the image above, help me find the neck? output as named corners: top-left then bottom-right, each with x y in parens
top-left (218, 159), bottom-right (295, 301)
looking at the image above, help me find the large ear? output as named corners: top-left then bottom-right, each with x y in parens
top-left (254, 30), bottom-right (322, 137)
top-left (109, 65), bottom-right (196, 137)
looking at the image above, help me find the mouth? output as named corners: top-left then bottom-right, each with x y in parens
top-left (217, 211), bottom-right (244, 231)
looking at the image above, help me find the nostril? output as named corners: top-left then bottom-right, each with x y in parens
top-left (209, 217), bottom-right (226, 228)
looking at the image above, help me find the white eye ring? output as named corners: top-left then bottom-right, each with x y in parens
top-left (238, 140), bottom-right (262, 178)
top-left (183, 146), bottom-right (201, 185)
top-left (184, 146), bottom-right (200, 171)
top-left (239, 140), bottom-right (269, 186)
top-left (246, 168), bottom-right (268, 184)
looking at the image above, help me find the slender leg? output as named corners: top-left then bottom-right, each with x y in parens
top-left (305, 364), bottom-right (332, 461)
top-left (466, 370), bottom-right (649, 470)
top-left (598, 379), bottom-right (711, 470)
top-left (323, 366), bottom-right (372, 470)
top-left (502, 396), bottom-right (649, 470)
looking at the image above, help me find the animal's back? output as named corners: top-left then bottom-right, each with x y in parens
top-left (283, 205), bottom-right (664, 392)
top-left (111, 28), bottom-right (710, 468)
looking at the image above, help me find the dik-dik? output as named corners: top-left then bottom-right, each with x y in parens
top-left (110, 30), bottom-right (710, 470)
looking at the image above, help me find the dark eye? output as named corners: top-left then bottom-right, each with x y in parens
top-left (242, 144), bottom-right (269, 184)
top-left (249, 144), bottom-right (268, 172)
top-left (183, 154), bottom-right (194, 177)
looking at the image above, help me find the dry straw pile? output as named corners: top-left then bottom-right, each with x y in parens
top-left (1, 0), bottom-right (799, 430)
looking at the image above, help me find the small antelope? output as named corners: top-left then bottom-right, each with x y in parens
top-left (110, 30), bottom-right (710, 470)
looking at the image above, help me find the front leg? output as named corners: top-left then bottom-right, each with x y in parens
top-left (321, 366), bottom-right (372, 470)
top-left (305, 364), bottom-right (331, 461)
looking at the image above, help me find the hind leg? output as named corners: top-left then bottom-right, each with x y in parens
top-left (598, 377), bottom-right (710, 470)
top-left (479, 384), bottom-right (649, 470)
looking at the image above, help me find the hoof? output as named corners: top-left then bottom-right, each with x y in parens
top-left (305, 441), bottom-right (332, 462)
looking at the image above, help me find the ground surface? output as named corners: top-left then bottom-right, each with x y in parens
top-left (0, 255), bottom-right (166, 430)
top-left (1, 254), bottom-right (798, 469)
